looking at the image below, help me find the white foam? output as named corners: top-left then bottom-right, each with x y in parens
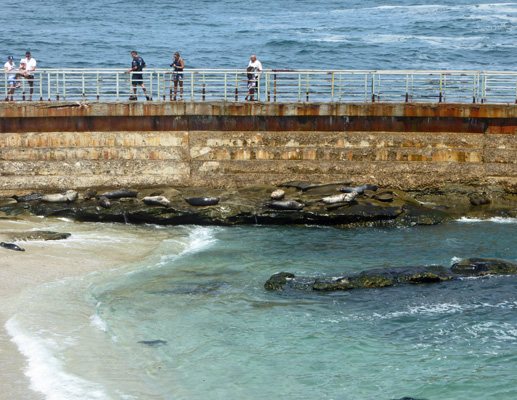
top-left (456, 217), bottom-right (517, 223)
top-left (5, 317), bottom-right (112, 400)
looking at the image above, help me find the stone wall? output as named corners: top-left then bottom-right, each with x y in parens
top-left (0, 102), bottom-right (516, 194)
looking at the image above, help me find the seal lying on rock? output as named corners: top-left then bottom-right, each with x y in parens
top-left (267, 200), bottom-right (305, 210)
top-left (11, 193), bottom-right (42, 202)
top-left (0, 242), bottom-right (25, 251)
top-left (41, 190), bottom-right (78, 203)
top-left (143, 196), bottom-right (171, 207)
top-left (338, 184), bottom-right (378, 195)
top-left (100, 188), bottom-right (138, 199)
top-left (321, 192), bottom-right (358, 205)
top-left (98, 196), bottom-right (112, 209)
top-left (270, 189), bottom-right (285, 200)
top-left (184, 196), bottom-right (220, 206)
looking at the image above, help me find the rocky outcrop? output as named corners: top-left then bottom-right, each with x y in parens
top-left (1, 182), bottom-right (514, 226)
top-left (264, 258), bottom-right (517, 292)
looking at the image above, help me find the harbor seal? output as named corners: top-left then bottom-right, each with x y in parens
top-left (184, 196), bottom-right (220, 206)
top-left (270, 189), bottom-right (285, 200)
top-left (41, 190), bottom-right (78, 203)
top-left (143, 196), bottom-right (171, 207)
top-left (100, 188), bottom-right (138, 199)
top-left (0, 242), bottom-right (25, 251)
top-left (267, 200), bottom-right (304, 210)
top-left (321, 192), bottom-right (358, 205)
top-left (338, 184), bottom-right (378, 195)
top-left (98, 196), bottom-right (112, 209)
top-left (11, 192), bottom-right (42, 202)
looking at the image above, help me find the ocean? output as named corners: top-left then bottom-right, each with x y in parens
top-left (1, 0), bottom-right (517, 71)
top-left (1, 1), bottom-right (517, 399)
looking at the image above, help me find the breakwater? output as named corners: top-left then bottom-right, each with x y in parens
top-left (0, 101), bottom-right (516, 195)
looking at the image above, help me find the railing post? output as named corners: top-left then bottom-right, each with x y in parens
top-left (235, 72), bottom-right (238, 101)
top-left (405, 74), bottom-right (409, 102)
top-left (224, 72), bottom-right (227, 101)
top-left (63, 72), bottom-right (66, 101)
top-left (331, 72), bottom-right (334, 102)
top-left (81, 73), bottom-right (85, 101)
top-left (96, 71), bottom-right (100, 101)
top-left (116, 72), bottom-right (119, 101)
top-left (191, 71), bottom-right (194, 101)
top-left (39, 71), bottom-right (43, 101)
top-left (306, 73), bottom-right (309, 102)
top-left (47, 72), bottom-right (51, 101)
top-left (472, 73), bottom-right (476, 104)
top-left (371, 73), bottom-right (375, 102)
top-left (266, 72), bottom-right (270, 102)
top-left (56, 72), bottom-right (59, 101)
top-left (298, 73), bottom-right (301, 102)
top-left (439, 74), bottom-right (443, 103)
top-left (202, 71), bottom-right (206, 101)
top-left (4, 72), bottom-right (7, 101)
top-left (149, 72), bottom-right (153, 101)
top-left (274, 73), bottom-right (277, 102)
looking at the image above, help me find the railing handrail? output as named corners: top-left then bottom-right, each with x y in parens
top-left (4, 69), bottom-right (517, 104)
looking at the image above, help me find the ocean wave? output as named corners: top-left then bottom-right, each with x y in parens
top-left (374, 300), bottom-right (517, 320)
top-left (5, 317), bottom-right (111, 400)
top-left (456, 217), bottom-right (517, 224)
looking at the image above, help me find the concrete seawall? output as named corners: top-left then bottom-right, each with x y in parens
top-left (0, 102), bottom-right (516, 194)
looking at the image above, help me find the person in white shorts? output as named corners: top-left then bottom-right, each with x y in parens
top-left (20, 51), bottom-right (36, 101)
top-left (4, 55), bottom-right (17, 101)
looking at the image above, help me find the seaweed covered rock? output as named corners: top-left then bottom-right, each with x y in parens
top-left (451, 258), bottom-right (517, 276)
top-left (265, 258), bottom-right (516, 293)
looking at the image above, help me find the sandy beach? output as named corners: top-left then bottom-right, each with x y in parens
top-left (0, 215), bottom-right (164, 400)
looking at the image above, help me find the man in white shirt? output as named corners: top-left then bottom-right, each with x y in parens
top-left (4, 55), bottom-right (17, 101)
top-left (247, 54), bottom-right (262, 101)
top-left (20, 51), bottom-right (36, 101)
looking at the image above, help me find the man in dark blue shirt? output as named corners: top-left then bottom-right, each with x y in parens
top-left (126, 51), bottom-right (149, 100)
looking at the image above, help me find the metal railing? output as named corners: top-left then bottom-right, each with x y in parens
top-left (3, 69), bottom-right (517, 104)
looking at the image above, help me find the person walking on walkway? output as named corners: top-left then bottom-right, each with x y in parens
top-left (126, 51), bottom-right (149, 101)
top-left (247, 54), bottom-right (262, 101)
top-left (4, 56), bottom-right (17, 101)
top-left (170, 52), bottom-right (184, 101)
top-left (20, 52), bottom-right (36, 101)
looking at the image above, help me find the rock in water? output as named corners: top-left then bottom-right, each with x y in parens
top-left (451, 258), bottom-right (517, 275)
top-left (0, 242), bottom-right (25, 251)
top-left (270, 189), bottom-right (285, 200)
top-left (267, 200), bottom-right (304, 210)
top-left (469, 192), bottom-right (491, 206)
top-left (11, 192), bottom-right (42, 202)
top-left (98, 196), bottom-right (112, 209)
top-left (137, 340), bottom-right (167, 348)
top-left (100, 188), bottom-right (138, 199)
top-left (374, 191), bottom-right (394, 202)
top-left (184, 196), bottom-right (220, 206)
top-left (143, 196), bottom-right (171, 207)
top-left (321, 192), bottom-right (357, 204)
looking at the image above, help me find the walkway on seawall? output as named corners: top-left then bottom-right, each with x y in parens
top-left (0, 101), bottom-right (516, 194)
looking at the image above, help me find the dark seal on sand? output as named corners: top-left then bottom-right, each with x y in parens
top-left (0, 242), bottom-right (25, 251)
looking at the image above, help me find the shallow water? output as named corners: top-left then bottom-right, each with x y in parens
top-left (6, 219), bottom-right (517, 399)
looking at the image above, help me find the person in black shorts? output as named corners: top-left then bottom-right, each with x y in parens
top-left (125, 51), bottom-right (149, 100)
top-left (170, 52), bottom-right (184, 101)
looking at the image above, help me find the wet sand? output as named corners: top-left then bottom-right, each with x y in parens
top-left (0, 217), bottom-right (163, 400)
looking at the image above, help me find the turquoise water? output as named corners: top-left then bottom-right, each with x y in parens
top-left (8, 219), bottom-right (517, 399)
